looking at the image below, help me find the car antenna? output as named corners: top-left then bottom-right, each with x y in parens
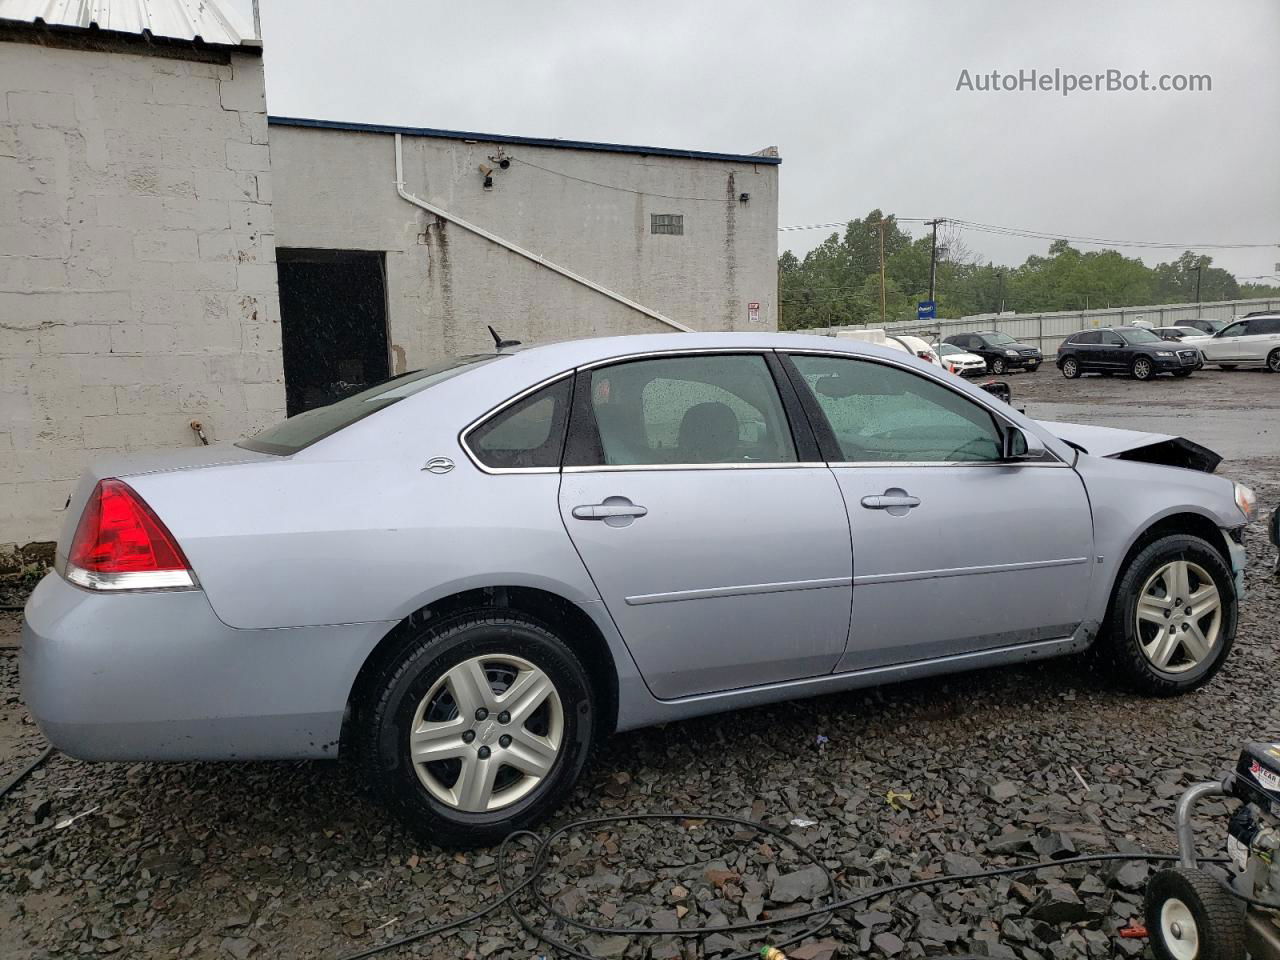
top-left (487, 325), bottom-right (522, 352)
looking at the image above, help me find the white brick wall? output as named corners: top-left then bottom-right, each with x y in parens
top-left (0, 40), bottom-right (285, 547)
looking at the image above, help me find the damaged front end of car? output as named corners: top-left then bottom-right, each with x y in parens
top-left (1040, 421), bottom-right (1223, 474)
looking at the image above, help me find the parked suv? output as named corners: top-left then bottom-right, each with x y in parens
top-left (1179, 314), bottom-right (1280, 372)
top-left (944, 331), bottom-right (1042, 374)
top-left (1057, 326), bottom-right (1202, 380)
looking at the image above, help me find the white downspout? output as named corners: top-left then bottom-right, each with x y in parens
top-left (393, 133), bottom-right (693, 334)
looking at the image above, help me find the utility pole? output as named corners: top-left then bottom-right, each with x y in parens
top-left (927, 218), bottom-right (944, 304)
top-left (1194, 260), bottom-right (1204, 310)
top-left (877, 219), bottom-right (887, 325)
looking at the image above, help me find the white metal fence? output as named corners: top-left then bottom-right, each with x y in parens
top-left (812, 298), bottom-right (1280, 353)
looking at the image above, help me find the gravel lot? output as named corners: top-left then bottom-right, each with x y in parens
top-left (3, 367), bottom-right (1278, 960)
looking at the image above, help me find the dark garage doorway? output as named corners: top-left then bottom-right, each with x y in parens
top-left (276, 249), bottom-right (390, 416)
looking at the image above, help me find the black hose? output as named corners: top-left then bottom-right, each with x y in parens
top-left (334, 811), bottom-right (1230, 960)
top-left (0, 744), bottom-right (54, 799)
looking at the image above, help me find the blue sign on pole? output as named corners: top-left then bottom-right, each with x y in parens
top-left (917, 300), bottom-right (937, 320)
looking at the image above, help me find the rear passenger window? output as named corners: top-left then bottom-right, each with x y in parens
top-left (567, 354), bottom-right (797, 467)
top-left (1074, 331), bottom-right (1100, 344)
top-left (1252, 318), bottom-right (1280, 335)
top-left (468, 378), bottom-right (571, 470)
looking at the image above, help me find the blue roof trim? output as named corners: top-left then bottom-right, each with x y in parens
top-left (266, 116), bottom-right (782, 165)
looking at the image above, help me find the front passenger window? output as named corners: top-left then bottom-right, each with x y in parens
top-left (790, 355), bottom-right (1003, 463)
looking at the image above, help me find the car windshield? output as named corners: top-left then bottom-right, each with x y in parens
top-left (1118, 328), bottom-right (1161, 344)
top-left (238, 355), bottom-right (502, 455)
top-left (986, 332), bottom-right (1017, 345)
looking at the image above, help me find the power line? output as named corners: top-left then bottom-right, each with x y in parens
top-left (509, 156), bottom-right (738, 203)
top-left (779, 215), bottom-right (1276, 250)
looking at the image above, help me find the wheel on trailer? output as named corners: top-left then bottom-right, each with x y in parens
top-left (1144, 867), bottom-right (1245, 960)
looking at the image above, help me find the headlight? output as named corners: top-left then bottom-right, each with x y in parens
top-left (1155, 350), bottom-right (1173, 357)
top-left (1235, 482), bottom-right (1257, 521)
top-left (1004, 349), bottom-right (1018, 356)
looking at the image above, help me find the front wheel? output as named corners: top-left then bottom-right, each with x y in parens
top-left (1103, 534), bottom-right (1236, 696)
top-left (1132, 356), bottom-right (1155, 380)
top-left (1145, 867), bottom-right (1244, 960)
top-left (1060, 357), bottom-right (1081, 379)
top-left (1267, 348), bottom-right (1280, 373)
top-left (990, 357), bottom-right (1007, 375)
top-left (357, 611), bottom-right (596, 848)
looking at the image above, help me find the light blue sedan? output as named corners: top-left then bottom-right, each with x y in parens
top-left (22, 333), bottom-right (1254, 846)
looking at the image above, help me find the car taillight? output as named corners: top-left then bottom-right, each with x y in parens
top-left (66, 479), bottom-right (196, 590)
top-left (917, 350), bottom-right (933, 361)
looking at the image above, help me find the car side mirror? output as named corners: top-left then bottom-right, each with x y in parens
top-left (1002, 427), bottom-right (1048, 462)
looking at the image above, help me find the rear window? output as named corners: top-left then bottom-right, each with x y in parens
top-left (239, 355), bottom-right (500, 455)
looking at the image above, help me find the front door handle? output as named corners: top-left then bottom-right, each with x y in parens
top-left (860, 489), bottom-right (920, 517)
top-left (572, 497), bottom-right (648, 527)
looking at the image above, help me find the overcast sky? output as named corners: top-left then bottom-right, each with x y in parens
top-left (247, 0), bottom-right (1279, 282)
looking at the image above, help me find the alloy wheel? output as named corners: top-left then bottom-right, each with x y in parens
top-left (1134, 358), bottom-right (1153, 379)
top-left (409, 654), bottom-right (564, 812)
top-left (991, 358), bottom-right (1006, 374)
top-left (1159, 897), bottom-right (1199, 960)
top-left (1135, 559), bottom-right (1222, 673)
top-left (1268, 349), bottom-right (1280, 372)
top-left (1062, 359), bottom-right (1078, 378)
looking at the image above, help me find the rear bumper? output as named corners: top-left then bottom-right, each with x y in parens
top-left (20, 572), bottom-right (391, 760)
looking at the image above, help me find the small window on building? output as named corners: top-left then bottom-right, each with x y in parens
top-left (651, 214), bottom-right (684, 236)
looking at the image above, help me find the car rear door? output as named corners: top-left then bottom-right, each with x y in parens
top-left (1071, 331), bottom-right (1100, 369)
top-left (781, 351), bottom-right (1094, 670)
top-left (557, 351), bottom-right (853, 700)
top-left (1245, 317), bottom-right (1280, 363)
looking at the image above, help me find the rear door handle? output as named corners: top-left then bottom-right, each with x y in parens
top-left (860, 489), bottom-right (920, 516)
top-left (571, 497), bottom-right (648, 526)
top-left (572, 503), bottom-right (649, 520)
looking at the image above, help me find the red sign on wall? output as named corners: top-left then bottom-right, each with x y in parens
top-left (747, 301), bottom-right (761, 323)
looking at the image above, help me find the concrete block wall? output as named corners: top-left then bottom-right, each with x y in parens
top-left (0, 40), bottom-right (285, 547)
top-left (269, 125), bottom-right (780, 370)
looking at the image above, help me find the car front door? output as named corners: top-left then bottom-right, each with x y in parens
top-left (1099, 330), bottom-right (1128, 370)
top-left (1204, 320), bottom-right (1249, 363)
top-left (1071, 331), bottom-right (1101, 370)
top-left (782, 351), bottom-right (1094, 670)
top-left (557, 352), bottom-right (853, 700)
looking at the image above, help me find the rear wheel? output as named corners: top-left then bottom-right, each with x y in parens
top-left (1267, 348), bottom-right (1280, 373)
top-left (990, 357), bottom-right (1007, 375)
top-left (1104, 534), bottom-right (1236, 696)
top-left (1132, 356), bottom-right (1155, 380)
top-left (1060, 357), bottom-right (1081, 379)
top-left (1145, 867), bottom-right (1244, 960)
top-left (357, 611), bottom-right (596, 848)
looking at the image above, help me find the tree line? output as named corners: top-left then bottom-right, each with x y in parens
top-left (778, 210), bottom-right (1280, 330)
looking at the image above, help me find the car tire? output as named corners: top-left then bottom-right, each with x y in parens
top-left (356, 610), bottom-right (596, 848)
top-left (1132, 356), bottom-right (1155, 380)
top-left (1103, 534), bottom-right (1236, 696)
top-left (1060, 357), bottom-right (1081, 379)
top-left (1219, 364), bottom-right (1237, 370)
top-left (1267, 348), bottom-right (1280, 373)
top-left (1144, 867), bottom-right (1244, 960)
top-left (990, 357), bottom-right (1006, 375)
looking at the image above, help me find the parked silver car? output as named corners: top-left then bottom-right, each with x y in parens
top-left (22, 333), bottom-right (1255, 846)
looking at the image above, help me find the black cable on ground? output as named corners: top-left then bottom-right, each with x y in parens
top-left (0, 744), bottom-right (54, 800)
top-left (334, 812), bottom-right (1233, 960)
